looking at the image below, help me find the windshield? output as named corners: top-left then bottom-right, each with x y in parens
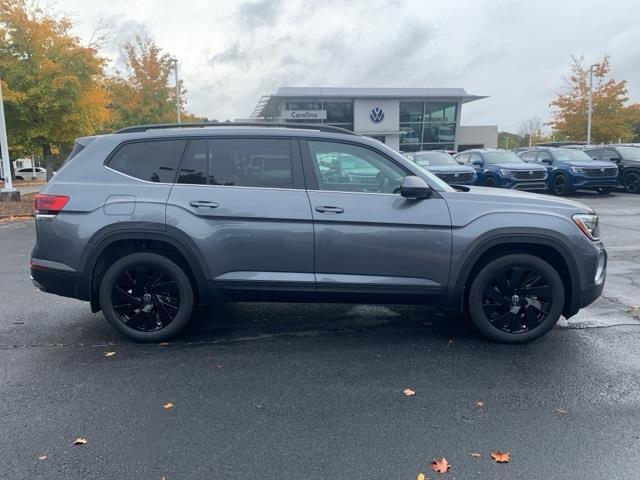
top-left (412, 152), bottom-right (457, 166)
top-left (552, 149), bottom-right (594, 162)
top-left (617, 146), bottom-right (640, 160)
top-left (482, 151), bottom-right (525, 164)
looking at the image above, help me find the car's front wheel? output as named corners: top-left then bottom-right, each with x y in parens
top-left (468, 254), bottom-right (565, 343)
top-left (622, 171), bottom-right (640, 193)
top-left (551, 173), bottom-right (573, 196)
top-left (483, 175), bottom-right (498, 187)
top-left (99, 252), bottom-right (194, 342)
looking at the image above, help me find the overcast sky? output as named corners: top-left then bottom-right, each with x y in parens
top-left (56, 0), bottom-right (640, 132)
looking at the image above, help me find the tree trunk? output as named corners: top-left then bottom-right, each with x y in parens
top-left (43, 144), bottom-right (53, 181)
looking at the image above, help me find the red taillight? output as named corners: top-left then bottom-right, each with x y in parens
top-left (35, 194), bottom-right (69, 214)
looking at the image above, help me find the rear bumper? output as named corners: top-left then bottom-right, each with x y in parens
top-left (31, 267), bottom-right (87, 301)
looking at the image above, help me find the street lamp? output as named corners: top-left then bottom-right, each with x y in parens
top-left (0, 70), bottom-right (15, 194)
top-left (170, 58), bottom-right (181, 124)
top-left (587, 64), bottom-right (597, 145)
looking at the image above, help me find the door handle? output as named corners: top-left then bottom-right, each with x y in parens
top-left (315, 206), bottom-right (344, 214)
top-left (189, 200), bottom-right (219, 208)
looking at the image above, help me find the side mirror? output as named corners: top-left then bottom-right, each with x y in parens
top-left (609, 157), bottom-right (620, 163)
top-left (541, 158), bottom-right (552, 165)
top-left (400, 176), bottom-right (432, 199)
top-left (471, 160), bottom-right (483, 166)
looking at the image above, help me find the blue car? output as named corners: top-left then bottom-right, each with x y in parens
top-left (405, 150), bottom-right (476, 185)
top-left (454, 149), bottom-right (548, 191)
top-left (518, 147), bottom-right (618, 196)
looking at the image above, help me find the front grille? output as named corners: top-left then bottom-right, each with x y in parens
top-left (436, 172), bottom-right (475, 183)
top-left (512, 170), bottom-right (546, 180)
top-left (583, 167), bottom-right (618, 177)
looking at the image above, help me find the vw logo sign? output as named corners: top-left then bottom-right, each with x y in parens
top-left (369, 106), bottom-right (385, 123)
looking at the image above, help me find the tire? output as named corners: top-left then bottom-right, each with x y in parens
top-left (15, 176), bottom-right (23, 180)
top-left (596, 187), bottom-right (613, 195)
top-left (622, 171), bottom-right (640, 194)
top-left (551, 172), bottom-right (573, 196)
top-left (483, 175), bottom-right (498, 187)
top-left (99, 252), bottom-right (194, 342)
top-left (468, 254), bottom-right (565, 344)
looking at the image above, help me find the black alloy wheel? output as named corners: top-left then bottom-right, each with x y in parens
top-left (468, 254), bottom-right (564, 343)
top-left (623, 171), bottom-right (640, 194)
top-left (99, 252), bottom-right (194, 342)
top-left (483, 176), bottom-right (498, 187)
top-left (552, 173), bottom-right (571, 196)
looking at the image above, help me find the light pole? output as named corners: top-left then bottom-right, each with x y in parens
top-left (171, 58), bottom-right (181, 124)
top-left (0, 70), bottom-right (15, 193)
top-left (587, 64), bottom-right (597, 145)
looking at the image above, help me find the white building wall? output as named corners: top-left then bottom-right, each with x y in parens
top-left (353, 99), bottom-right (400, 150)
top-left (457, 125), bottom-right (498, 149)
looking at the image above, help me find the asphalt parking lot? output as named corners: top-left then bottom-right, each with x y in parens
top-left (1, 191), bottom-right (639, 479)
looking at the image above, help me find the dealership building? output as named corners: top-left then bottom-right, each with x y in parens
top-left (249, 87), bottom-right (497, 152)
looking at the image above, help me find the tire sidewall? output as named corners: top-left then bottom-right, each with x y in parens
top-left (468, 254), bottom-right (565, 344)
top-left (484, 175), bottom-right (498, 187)
top-left (552, 172), bottom-right (571, 196)
top-left (99, 252), bottom-right (194, 342)
top-left (623, 171), bottom-right (640, 193)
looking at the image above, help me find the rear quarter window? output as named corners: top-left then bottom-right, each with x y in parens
top-left (108, 140), bottom-right (187, 183)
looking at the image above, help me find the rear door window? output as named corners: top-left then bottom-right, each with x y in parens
top-left (108, 140), bottom-right (187, 183)
top-left (178, 138), bottom-right (295, 189)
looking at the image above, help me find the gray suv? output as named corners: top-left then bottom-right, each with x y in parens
top-left (31, 123), bottom-right (606, 343)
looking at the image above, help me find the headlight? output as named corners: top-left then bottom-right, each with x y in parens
top-left (499, 169), bottom-right (513, 176)
top-left (571, 167), bottom-right (586, 173)
top-left (573, 214), bottom-right (600, 241)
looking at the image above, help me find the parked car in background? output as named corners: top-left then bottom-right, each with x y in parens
top-left (31, 122), bottom-right (606, 344)
top-left (15, 167), bottom-right (46, 181)
top-left (584, 145), bottom-right (640, 194)
top-left (454, 149), bottom-right (548, 191)
top-left (405, 150), bottom-right (476, 185)
top-left (518, 147), bottom-right (618, 196)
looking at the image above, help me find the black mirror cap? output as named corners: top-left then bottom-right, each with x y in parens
top-left (400, 175), bottom-right (433, 199)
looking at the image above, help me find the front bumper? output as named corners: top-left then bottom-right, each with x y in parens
top-left (503, 178), bottom-right (548, 191)
top-left (572, 176), bottom-right (618, 189)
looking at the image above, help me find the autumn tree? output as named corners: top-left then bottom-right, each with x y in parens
top-left (0, 0), bottom-right (111, 178)
top-left (549, 56), bottom-right (640, 143)
top-left (518, 117), bottom-right (544, 147)
top-left (107, 37), bottom-right (203, 128)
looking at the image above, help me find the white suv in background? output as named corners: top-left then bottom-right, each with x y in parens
top-left (15, 167), bottom-right (47, 181)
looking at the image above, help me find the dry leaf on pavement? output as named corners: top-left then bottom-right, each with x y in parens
top-left (430, 458), bottom-right (451, 473)
top-left (554, 408), bottom-right (568, 414)
top-left (470, 452), bottom-right (481, 458)
top-left (491, 451), bottom-right (510, 463)
top-left (72, 438), bottom-right (87, 446)
top-left (38, 455), bottom-right (47, 461)
top-left (163, 402), bottom-right (175, 410)
top-left (104, 351), bottom-right (116, 357)
top-left (476, 400), bottom-right (485, 407)
top-left (416, 473), bottom-right (426, 480)
top-left (403, 388), bottom-right (416, 396)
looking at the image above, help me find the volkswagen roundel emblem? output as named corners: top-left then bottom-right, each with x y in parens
top-left (529, 171), bottom-right (534, 175)
top-left (600, 168), bottom-right (605, 172)
top-left (454, 173), bottom-right (459, 178)
top-left (369, 106), bottom-right (385, 123)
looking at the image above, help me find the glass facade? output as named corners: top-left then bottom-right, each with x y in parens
top-left (399, 102), bottom-right (457, 152)
top-left (284, 100), bottom-right (353, 131)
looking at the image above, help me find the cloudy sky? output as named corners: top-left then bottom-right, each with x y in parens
top-left (56, 0), bottom-right (640, 132)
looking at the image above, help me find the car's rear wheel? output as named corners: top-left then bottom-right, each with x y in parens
top-left (551, 173), bottom-right (572, 196)
top-left (596, 187), bottom-right (613, 195)
top-left (99, 252), bottom-right (194, 342)
top-left (483, 175), bottom-right (498, 187)
top-left (623, 171), bottom-right (640, 193)
top-left (468, 254), bottom-right (565, 343)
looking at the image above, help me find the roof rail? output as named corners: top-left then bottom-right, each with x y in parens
top-left (115, 122), bottom-right (357, 135)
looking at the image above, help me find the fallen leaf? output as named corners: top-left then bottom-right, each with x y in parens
top-left (403, 388), bottom-right (416, 396)
top-left (554, 408), bottom-right (568, 414)
top-left (476, 400), bottom-right (485, 407)
top-left (430, 458), bottom-right (451, 473)
top-left (163, 402), bottom-right (174, 410)
top-left (104, 351), bottom-right (116, 357)
top-left (628, 305), bottom-right (639, 318)
top-left (417, 473), bottom-right (426, 480)
top-left (38, 455), bottom-right (47, 461)
top-left (491, 451), bottom-right (510, 463)
top-left (216, 364), bottom-right (224, 368)
top-left (470, 452), bottom-right (481, 458)
top-left (158, 342), bottom-right (169, 346)
top-left (72, 438), bottom-right (87, 446)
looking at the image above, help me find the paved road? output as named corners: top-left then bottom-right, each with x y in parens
top-left (1, 191), bottom-right (639, 479)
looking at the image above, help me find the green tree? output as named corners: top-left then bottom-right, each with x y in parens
top-left (0, 0), bottom-right (111, 178)
top-left (549, 56), bottom-right (640, 143)
top-left (107, 37), bottom-right (203, 128)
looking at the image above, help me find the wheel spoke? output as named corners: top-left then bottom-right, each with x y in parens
top-left (156, 299), bottom-right (174, 323)
top-left (524, 304), bottom-right (542, 328)
top-left (510, 310), bottom-right (523, 332)
top-left (490, 310), bottom-right (514, 329)
top-left (483, 284), bottom-right (504, 305)
top-left (494, 273), bottom-right (510, 295)
top-left (134, 266), bottom-right (148, 295)
top-left (114, 285), bottom-right (140, 305)
top-left (523, 285), bottom-right (552, 299)
top-left (509, 267), bottom-right (526, 289)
